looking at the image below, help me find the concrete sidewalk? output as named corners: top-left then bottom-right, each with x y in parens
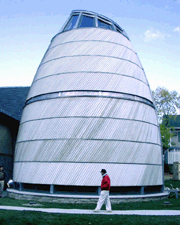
top-left (0, 206), bottom-right (180, 216)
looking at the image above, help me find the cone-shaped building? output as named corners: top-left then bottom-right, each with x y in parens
top-left (13, 10), bottom-right (163, 195)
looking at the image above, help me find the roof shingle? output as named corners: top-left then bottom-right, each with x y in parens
top-left (0, 87), bottom-right (30, 121)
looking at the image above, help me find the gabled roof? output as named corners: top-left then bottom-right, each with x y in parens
top-left (163, 115), bottom-right (180, 128)
top-left (0, 87), bottom-right (30, 121)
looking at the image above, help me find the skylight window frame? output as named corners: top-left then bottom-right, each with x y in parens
top-left (78, 13), bottom-right (96, 28)
top-left (81, 12), bottom-right (94, 16)
top-left (97, 17), bottom-right (114, 30)
top-left (63, 13), bottom-right (80, 31)
top-left (60, 10), bottom-right (130, 40)
top-left (114, 24), bottom-right (123, 33)
top-left (74, 12), bottom-right (82, 29)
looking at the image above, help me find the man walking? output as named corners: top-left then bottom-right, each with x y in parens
top-left (94, 169), bottom-right (112, 212)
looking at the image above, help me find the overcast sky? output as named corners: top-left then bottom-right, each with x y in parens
top-left (0, 0), bottom-right (180, 93)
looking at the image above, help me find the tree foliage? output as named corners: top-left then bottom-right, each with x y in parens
top-left (159, 124), bottom-right (175, 150)
top-left (152, 87), bottom-right (180, 123)
top-left (152, 87), bottom-right (180, 151)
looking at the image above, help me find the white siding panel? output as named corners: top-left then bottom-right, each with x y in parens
top-left (168, 151), bottom-right (180, 164)
top-left (21, 98), bottom-right (157, 125)
top-left (51, 28), bottom-right (134, 51)
top-left (15, 140), bottom-right (161, 164)
top-left (13, 162), bottom-right (163, 186)
top-left (27, 73), bottom-right (151, 100)
top-left (17, 118), bottom-right (160, 144)
top-left (33, 56), bottom-right (146, 83)
top-left (42, 41), bottom-right (141, 67)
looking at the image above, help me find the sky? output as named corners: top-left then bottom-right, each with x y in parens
top-left (0, 0), bottom-right (180, 93)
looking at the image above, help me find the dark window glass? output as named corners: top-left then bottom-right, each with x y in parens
top-left (64, 15), bottom-right (79, 31)
top-left (98, 19), bottom-right (112, 30)
top-left (79, 15), bottom-right (95, 28)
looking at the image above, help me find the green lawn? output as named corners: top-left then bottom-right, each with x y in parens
top-left (164, 179), bottom-right (180, 189)
top-left (0, 179), bottom-right (179, 224)
top-left (1, 179), bottom-right (180, 210)
top-left (0, 210), bottom-right (180, 225)
top-left (1, 197), bottom-right (180, 211)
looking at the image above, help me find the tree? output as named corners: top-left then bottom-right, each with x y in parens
top-left (152, 87), bottom-right (180, 151)
top-left (159, 123), bottom-right (175, 150)
top-left (152, 87), bottom-right (180, 123)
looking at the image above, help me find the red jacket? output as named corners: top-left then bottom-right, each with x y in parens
top-left (101, 174), bottom-right (110, 190)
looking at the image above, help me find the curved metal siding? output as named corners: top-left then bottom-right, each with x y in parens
top-left (31, 58), bottom-right (146, 87)
top-left (13, 162), bottom-right (162, 186)
top-left (28, 28), bottom-right (149, 100)
top-left (13, 27), bottom-right (163, 188)
top-left (50, 29), bottom-right (134, 50)
top-left (20, 98), bottom-right (157, 124)
top-left (28, 74), bottom-right (150, 100)
top-left (16, 119), bottom-right (160, 144)
top-left (41, 41), bottom-right (141, 66)
top-left (15, 141), bottom-right (161, 164)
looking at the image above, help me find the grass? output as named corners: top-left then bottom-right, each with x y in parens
top-left (0, 179), bottom-right (180, 224)
top-left (1, 197), bottom-right (180, 211)
top-left (164, 179), bottom-right (180, 189)
top-left (1, 179), bottom-right (180, 210)
top-left (0, 210), bottom-right (180, 225)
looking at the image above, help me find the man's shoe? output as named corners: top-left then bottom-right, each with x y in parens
top-left (106, 210), bottom-right (112, 213)
top-left (93, 209), bottom-right (100, 212)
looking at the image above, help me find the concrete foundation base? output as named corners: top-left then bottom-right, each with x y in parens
top-left (7, 189), bottom-right (169, 204)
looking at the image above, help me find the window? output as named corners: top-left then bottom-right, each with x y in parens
top-left (79, 15), bottom-right (95, 28)
top-left (64, 15), bottom-right (79, 31)
top-left (178, 132), bottom-right (180, 142)
top-left (98, 19), bottom-right (112, 30)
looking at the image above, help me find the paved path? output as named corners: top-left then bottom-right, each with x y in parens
top-left (0, 206), bottom-right (180, 216)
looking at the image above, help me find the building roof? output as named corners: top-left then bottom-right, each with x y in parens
top-left (0, 87), bottom-right (30, 121)
top-left (163, 115), bottom-right (180, 128)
